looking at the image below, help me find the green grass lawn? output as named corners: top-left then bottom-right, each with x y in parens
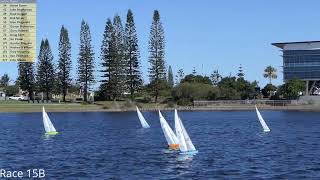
top-left (0, 100), bottom-right (102, 112)
top-left (0, 100), bottom-right (170, 112)
top-left (0, 100), bottom-right (315, 112)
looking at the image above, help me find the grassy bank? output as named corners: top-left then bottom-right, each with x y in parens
top-left (0, 100), bottom-right (319, 112)
top-left (0, 101), bottom-right (101, 112)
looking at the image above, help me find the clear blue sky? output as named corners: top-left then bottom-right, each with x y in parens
top-left (1, 0), bottom-right (320, 88)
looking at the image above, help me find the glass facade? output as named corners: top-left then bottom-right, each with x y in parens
top-left (283, 50), bottom-right (320, 81)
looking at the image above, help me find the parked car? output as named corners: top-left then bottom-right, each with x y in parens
top-left (312, 87), bottom-right (320, 95)
top-left (9, 95), bottom-right (28, 101)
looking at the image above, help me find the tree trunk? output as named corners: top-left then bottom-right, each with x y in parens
top-left (84, 83), bottom-right (88, 102)
top-left (84, 90), bottom-right (87, 102)
top-left (130, 83), bottom-right (134, 99)
top-left (155, 90), bottom-right (158, 103)
top-left (269, 77), bottom-right (272, 85)
top-left (28, 91), bottom-right (32, 103)
top-left (130, 57), bottom-right (134, 98)
top-left (63, 90), bottom-right (66, 102)
top-left (46, 91), bottom-right (49, 102)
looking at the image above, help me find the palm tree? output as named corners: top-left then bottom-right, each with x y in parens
top-left (263, 66), bottom-right (277, 84)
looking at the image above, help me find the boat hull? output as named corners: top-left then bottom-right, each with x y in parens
top-left (180, 150), bottom-right (199, 155)
top-left (45, 131), bottom-right (59, 135)
top-left (168, 144), bottom-right (179, 150)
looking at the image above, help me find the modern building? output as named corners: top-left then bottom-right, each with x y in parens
top-left (272, 41), bottom-right (320, 95)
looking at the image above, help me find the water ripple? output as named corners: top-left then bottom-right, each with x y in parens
top-left (0, 111), bottom-right (319, 179)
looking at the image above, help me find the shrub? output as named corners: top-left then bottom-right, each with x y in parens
top-left (81, 101), bottom-right (89, 105)
top-left (177, 98), bottom-right (193, 106)
top-left (261, 84), bottom-right (277, 98)
top-left (135, 96), bottom-right (152, 103)
top-left (278, 78), bottom-right (304, 100)
top-left (173, 82), bottom-right (219, 104)
top-left (122, 99), bottom-right (135, 109)
top-left (166, 101), bottom-right (176, 108)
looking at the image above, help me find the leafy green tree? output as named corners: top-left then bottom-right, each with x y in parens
top-left (18, 62), bottom-right (35, 101)
top-left (68, 82), bottom-right (81, 95)
top-left (37, 39), bottom-right (55, 101)
top-left (77, 20), bottom-right (95, 102)
top-left (124, 10), bottom-right (143, 97)
top-left (263, 65), bottom-right (277, 84)
top-left (181, 74), bottom-right (212, 85)
top-left (237, 64), bottom-right (244, 79)
top-left (101, 16), bottom-right (127, 100)
top-left (261, 84), bottom-right (277, 97)
top-left (172, 82), bottom-right (219, 105)
top-left (175, 68), bottom-right (184, 84)
top-left (217, 76), bottom-right (257, 100)
top-left (210, 69), bottom-right (221, 86)
top-left (148, 10), bottom-right (166, 102)
top-left (100, 19), bottom-right (115, 100)
top-left (112, 15), bottom-right (126, 99)
top-left (236, 78), bottom-right (256, 99)
top-left (167, 65), bottom-right (174, 87)
top-left (218, 76), bottom-right (241, 100)
top-left (57, 26), bottom-right (72, 102)
top-left (0, 73), bottom-right (10, 100)
top-left (279, 78), bottom-right (304, 100)
top-left (52, 74), bottom-right (61, 97)
top-left (4, 84), bottom-right (19, 97)
top-left (0, 74), bottom-right (9, 87)
top-left (192, 67), bottom-right (197, 75)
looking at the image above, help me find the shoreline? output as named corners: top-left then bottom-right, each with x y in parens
top-left (0, 103), bottom-right (319, 113)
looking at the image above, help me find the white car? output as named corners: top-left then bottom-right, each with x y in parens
top-left (9, 95), bottom-right (28, 101)
top-left (313, 87), bottom-right (320, 95)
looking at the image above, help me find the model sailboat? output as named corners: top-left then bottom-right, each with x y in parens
top-left (159, 111), bottom-right (179, 149)
top-left (174, 109), bottom-right (198, 154)
top-left (136, 106), bottom-right (150, 128)
top-left (42, 107), bottom-right (59, 135)
top-left (255, 105), bottom-right (270, 132)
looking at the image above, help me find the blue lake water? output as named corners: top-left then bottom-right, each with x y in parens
top-left (0, 110), bottom-right (320, 179)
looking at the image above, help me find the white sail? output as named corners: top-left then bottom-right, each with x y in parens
top-left (136, 106), bottom-right (150, 128)
top-left (255, 106), bottom-right (270, 132)
top-left (174, 110), bottom-right (188, 152)
top-left (42, 107), bottom-right (57, 133)
top-left (175, 109), bottom-right (196, 151)
top-left (159, 111), bottom-right (179, 146)
top-left (174, 109), bottom-right (196, 152)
